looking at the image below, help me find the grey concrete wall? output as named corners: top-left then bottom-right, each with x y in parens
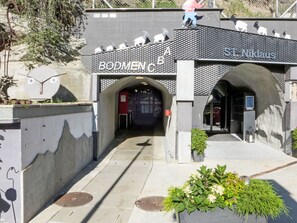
top-left (177, 102), bottom-right (193, 131)
top-left (0, 103), bottom-right (92, 121)
top-left (98, 92), bottom-right (116, 158)
top-left (176, 60), bottom-right (195, 163)
top-left (0, 127), bottom-right (22, 223)
top-left (21, 112), bottom-right (93, 169)
top-left (243, 111), bottom-right (256, 141)
top-left (177, 102), bottom-right (193, 163)
top-left (284, 67), bottom-right (297, 153)
top-left (0, 105), bottom-right (93, 223)
top-left (290, 102), bottom-right (297, 129)
top-left (193, 96), bottom-right (208, 129)
top-left (176, 60), bottom-right (194, 101)
top-left (23, 121), bottom-right (93, 222)
top-left (165, 96), bottom-right (177, 161)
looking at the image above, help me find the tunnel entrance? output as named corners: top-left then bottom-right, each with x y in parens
top-left (118, 85), bottom-right (163, 129)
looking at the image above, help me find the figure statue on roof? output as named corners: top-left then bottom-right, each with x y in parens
top-left (182, 0), bottom-right (204, 28)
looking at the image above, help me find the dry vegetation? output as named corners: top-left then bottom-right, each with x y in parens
top-left (83, 0), bottom-right (297, 18)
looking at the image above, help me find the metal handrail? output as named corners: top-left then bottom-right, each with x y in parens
top-left (89, 0), bottom-right (297, 18)
top-left (280, 0), bottom-right (297, 18)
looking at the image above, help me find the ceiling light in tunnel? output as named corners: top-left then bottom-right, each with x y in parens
top-left (135, 76), bottom-right (144, 79)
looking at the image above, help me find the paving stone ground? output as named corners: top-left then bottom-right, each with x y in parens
top-left (30, 129), bottom-right (297, 223)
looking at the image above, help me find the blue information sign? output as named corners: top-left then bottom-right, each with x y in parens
top-left (245, 96), bottom-right (254, 110)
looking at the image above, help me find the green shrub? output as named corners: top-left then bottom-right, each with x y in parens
top-left (163, 165), bottom-right (288, 219)
top-left (191, 128), bottom-right (208, 156)
top-left (235, 179), bottom-right (288, 219)
top-left (292, 128), bottom-right (297, 150)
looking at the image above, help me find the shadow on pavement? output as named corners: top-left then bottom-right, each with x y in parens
top-left (268, 180), bottom-right (297, 223)
top-left (80, 138), bottom-right (151, 223)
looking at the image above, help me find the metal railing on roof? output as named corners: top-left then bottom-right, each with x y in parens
top-left (85, 0), bottom-right (297, 18)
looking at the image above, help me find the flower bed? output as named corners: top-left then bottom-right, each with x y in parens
top-left (163, 165), bottom-right (288, 222)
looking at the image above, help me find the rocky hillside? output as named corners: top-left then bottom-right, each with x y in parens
top-left (215, 0), bottom-right (297, 17)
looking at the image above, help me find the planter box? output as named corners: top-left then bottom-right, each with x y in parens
top-left (177, 208), bottom-right (268, 223)
top-left (192, 151), bottom-right (204, 162)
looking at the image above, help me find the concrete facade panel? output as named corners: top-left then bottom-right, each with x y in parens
top-left (21, 112), bottom-right (93, 169)
top-left (290, 101), bottom-right (297, 129)
top-left (23, 122), bottom-right (93, 222)
top-left (177, 131), bottom-right (192, 163)
top-left (193, 96), bottom-right (208, 129)
top-left (165, 96), bottom-right (177, 161)
top-left (176, 60), bottom-right (194, 101)
top-left (286, 66), bottom-right (297, 80)
top-left (98, 93), bottom-right (116, 158)
top-left (177, 102), bottom-right (193, 132)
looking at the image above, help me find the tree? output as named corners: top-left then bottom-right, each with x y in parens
top-left (0, 0), bottom-right (86, 67)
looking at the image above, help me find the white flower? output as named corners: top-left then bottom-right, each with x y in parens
top-left (210, 184), bottom-right (225, 195)
top-left (207, 194), bottom-right (216, 203)
top-left (190, 172), bottom-right (201, 180)
top-left (183, 184), bottom-right (192, 197)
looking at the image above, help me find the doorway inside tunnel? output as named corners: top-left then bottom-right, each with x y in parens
top-left (203, 80), bottom-right (255, 140)
top-left (118, 85), bottom-right (163, 129)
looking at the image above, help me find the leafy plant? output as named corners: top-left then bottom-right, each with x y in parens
top-left (191, 128), bottom-right (208, 156)
top-left (163, 165), bottom-right (288, 219)
top-left (0, 0), bottom-right (86, 67)
top-left (0, 75), bottom-right (17, 101)
top-left (164, 165), bottom-right (236, 213)
top-left (292, 128), bottom-right (297, 150)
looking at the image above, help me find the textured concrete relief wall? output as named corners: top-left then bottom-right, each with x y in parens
top-left (21, 112), bottom-right (92, 169)
top-left (23, 121), bottom-right (93, 222)
top-left (223, 64), bottom-right (285, 149)
top-left (256, 105), bottom-right (284, 149)
top-left (0, 128), bottom-right (22, 223)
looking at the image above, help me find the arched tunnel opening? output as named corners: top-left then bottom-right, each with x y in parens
top-left (201, 63), bottom-right (285, 148)
top-left (97, 76), bottom-right (173, 157)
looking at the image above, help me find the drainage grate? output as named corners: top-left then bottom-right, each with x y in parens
top-left (135, 196), bottom-right (165, 212)
top-left (55, 192), bottom-right (93, 207)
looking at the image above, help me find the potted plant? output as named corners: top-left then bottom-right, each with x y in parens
top-left (191, 128), bottom-right (208, 162)
top-left (163, 165), bottom-right (288, 223)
